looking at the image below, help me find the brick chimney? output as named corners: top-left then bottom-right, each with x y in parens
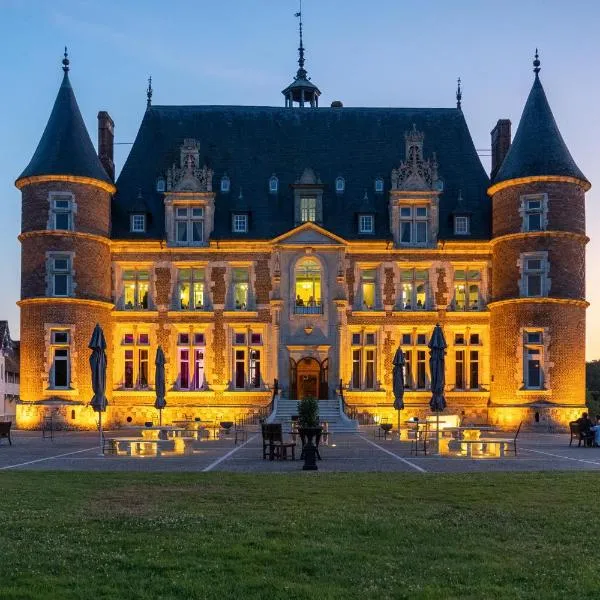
top-left (490, 119), bottom-right (511, 180)
top-left (97, 111), bottom-right (115, 181)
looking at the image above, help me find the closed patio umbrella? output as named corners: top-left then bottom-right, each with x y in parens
top-left (392, 347), bottom-right (406, 437)
top-left (154, 346), bottom-right (166, 426)
top-left (89, 323), bottom-right (108, 456)
top-left (428, 324), bottom-right (447, 451)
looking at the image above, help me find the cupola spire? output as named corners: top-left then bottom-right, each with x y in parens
top-left (146, 75), bottom-right (153, 109)
top-left (456, 77), bottom-right (462, 110)
top-left (282, 0), bottom-right (321, 108)
top-left (62, 46), bottom-right (70, 73)
top-left (533, 48), bottom-right (541, 76)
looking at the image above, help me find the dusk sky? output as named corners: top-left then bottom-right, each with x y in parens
top-left (2, 0), bottom-right (599, 357)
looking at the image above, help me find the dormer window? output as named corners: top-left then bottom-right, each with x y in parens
top-left (400, 206), bottom-right (428, 245)
top-left (269, 175), bottom-right (279, 193)
top-left (374, 178), bottom-right (384, 193)
top-left (359, 214), bottom-right (374, 234)
top-left (454, 216), bottom-right (470, 235)
top-left (221, 175), bottom-right (231, 193)
top-left (232, 214), bottom-right (248, 233)
top-left (130, 214), bottom-right (146, 233)
top-left (175, 207), bottom-right (204, 244)
top-left (156, 177), bottom-right (166, 192)
top-left (300, 197), bottom-right (317, 223)
top-left (335, 177), bottom-right (345, 193)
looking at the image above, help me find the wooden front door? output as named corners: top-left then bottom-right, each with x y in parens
top-left (296, 357), bottom-right (321, 400)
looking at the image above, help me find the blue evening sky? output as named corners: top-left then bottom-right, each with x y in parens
top-left (1, 0), bottom-right (599, 356)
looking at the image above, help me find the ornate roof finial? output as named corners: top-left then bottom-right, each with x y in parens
top-left (295, 0), bottom-right (305, 74)
top-left (456, 77), bottom-right (462, 110)
top-left (62, 46), bottom-right (70, 73)
top-left (533, 48), bottom-right (541, 76)
top-left (146, 75), bottom-right (153, 109)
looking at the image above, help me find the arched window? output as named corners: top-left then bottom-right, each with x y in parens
top-left (156, 177), bottom-right (166, 192)
top-left (374, 177), bottom-right (384, 193)
top-left (335, 177), bottom-right (345, 193)
top-left (269, 175), bottom-right (279, 193)
top-left (220, 175), bottom-right (230, 193)
top-left (294, 258), bottom-right (322, 314)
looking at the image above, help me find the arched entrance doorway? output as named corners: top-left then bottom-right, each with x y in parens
top-left (289, 357), bottom-right (329, 400)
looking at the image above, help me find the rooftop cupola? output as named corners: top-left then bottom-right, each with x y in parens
top-left (489, 50), bottom-right (590, 194)
top-left (282, 3), bottom-right (321, 107)
top-left (15, 48), bottom-right (114, 192)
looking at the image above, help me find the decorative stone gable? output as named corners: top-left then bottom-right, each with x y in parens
top-left (391, 125), bottom-right (440, 192)
top-left (166, 138), bottom-right (213, 192)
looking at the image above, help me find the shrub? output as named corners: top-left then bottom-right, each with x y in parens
top-left (297, 397), bottom-right (319, 428)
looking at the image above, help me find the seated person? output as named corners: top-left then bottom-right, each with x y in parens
top-left (576, 412), bottom-right (595, 447)
top-left (296, 295), bottom-right (304, 306)
top-left (591, 415), bottom-right (600, 448)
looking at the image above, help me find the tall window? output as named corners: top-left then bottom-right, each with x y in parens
top-left (401, 332), bottom-right (429, 390)
top-left (130, 214), bottom-right (146, 233)
top-left (220, 175), bottom-right (230, 193)
top-left (454, 332), bottom-right (481, 390)
top-left (295, 258), bottom-right (322, 314)
top-left (454, 216), bottom-right (470, 235)
top-left (175, 206), bottom-right (204, 244)
top-left (300, 197), bottom-right (317, 223)
top-left (232, 331), bottom-right (262, 389)
top-left (177, 332), bottom-right (205, 390)
top-left (178, 268), bottom-right (205, 310)
top-left (50, 194), bottom-right (73, 231)
top-left (521, 194), bottom-right (547, 232)
top-left (350, 332), bottom-right (377, 390)
top-left (374, 178), bottom-right (384, 193)
top-left (232, 214), bottom-right (248, 233)
top-left (400, 269), bottom-right (428, 310)
top-left (359, 214), bottom-right (374, 234)
top-left (122, 332), bottom-right (150, 389)
top-left (400, 206), bottom-right (428, 245)
top-left (360, 269), bottom-right (377, 310)
top-left (520, 254), bottom-right (549, 297)
top-left (232, 268), bottom-right (250, 310)
top-left (50, 330), bottom-right (70, 389)
top-left (523, 331), bottom-right (543, 389)
top-left (453, 269), bottom-right (481, 310)
top-left (269, 175), bottom-right (279, 193)
top-left (49, 255), bottom-right (72, 297)
top-left (335, 177), bottom-right (345, 193)
top-left (123, 270), bottom-right (150, 309)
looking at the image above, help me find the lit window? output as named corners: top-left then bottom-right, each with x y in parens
top-left (374, 178), bottom-right (384, 193)
top-left (177, 331), bottom-right (205, 390)
top-left (454, 216), bottom-right (469, 235)
top-left (335, 177), bottom-right (345, 193)
top-left (232, 214), bottom-right (248, 233)
top-left (523, 330), bottom-right (544, 389)
top-left (521, 194), bottom-right (547, 232)
top-left (175, 206), bottom-right (204, 244)
top-left (49, 329), bottom-right (70, 389)
top-left (221, 175), bottom-right (230, 193)
top-left (300, 197), bottom-right (317, 223)
top-left (130, 214), bottom-right (146, 233)
top-left (294, 258), bottom-right (322, 314)
top-left (232, 268), bottom-right (249, 310)
top-left (50, 194), bottom-right (73, 231)
top-left (231, 330), bottom-right (262, 389)
top-left (156, 178), bottom-right (166, 192)
top-left (121, 331), bottom-right (151, 389)
top-left (350, 332), bottom-right (377, 390)
top-left (454, 333), bottom-right (480, 390)
top-left (49, 255), bottom-right (72, 297)
top-left (400, 269), bottom-right (428, 310)
top-left (400, 205), bottom-right (428, 245)
top-left (269, 175), bottom-right (278, 193)
top-left (359, 214), bottom-right (374, 234)
top-left (122, 269), bottom-right (150, 310)
top-left (177, 268), bottom-right (205, 310)
top-left (360, 269), bottom-right (377, 310)
top-left (234, 349), bottom-right (245, 389)
top-left (520, 254), bottom-right (548, 297)
top-left (453, 269), bottom-right (481, 310)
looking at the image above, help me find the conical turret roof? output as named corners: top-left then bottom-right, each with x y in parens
top-left (492, 72), bottom-right (589, 191)
top-left (16, 64), bottom-right (112, 188)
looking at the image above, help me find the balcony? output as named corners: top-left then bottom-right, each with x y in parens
top-left (294, 301), bottom-right (323, 315)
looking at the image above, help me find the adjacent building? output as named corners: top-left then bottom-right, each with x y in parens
top-left (15, 42), bottom-right (589, 430)
top-left (0, 321), bottom-right (20, 419)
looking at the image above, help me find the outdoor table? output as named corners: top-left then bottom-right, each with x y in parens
top-left (134, 426), bottom-right (192, 440)
top-left (443, 426), bottom-right (498, 456)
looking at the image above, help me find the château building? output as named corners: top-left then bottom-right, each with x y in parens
top-left (15, 40), bottom-right (590, 430)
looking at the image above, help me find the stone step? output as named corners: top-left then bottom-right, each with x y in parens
top-left (268, 398), bottom-right (358, 431)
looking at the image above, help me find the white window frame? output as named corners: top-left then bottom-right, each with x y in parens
top-left (232, 267), bottom-right (250, 311)
top-left (399, 268), bottom-right (428, 311)
top-left (232, 214), bottom-right (248, 233)
top-left (520, 193), bottom-right (548, 233)
top-left (399, 205), bottom-right (429, 246)
top-left (374, 178), bottom-right (384, 193)
top-left (48, 192), bottom-right (75, 231)
top-left (49, 329), bottom-right (71, 389)
top-left (519, 252), bottom-right (550, 298)
top-left (48, 254), bottom-right (73, 297)
top-left (177, 268), bottom-right (205, 310)
top-left (175, 206), bottom-right (204, 245)
top-left (130, 214), bottom-right (146, 233)
top-left (335, 177), bottom-right (345, 193)
top-left (300, 197), bottom-right (317, 223)
top-left (523, 330), bottom-right (544, 389)
top-left (220, 175), bottom-right (230, 193)
top-left (349, 331), bottom-right (377, 390)
top-left (269, 175), bottom-right (279, 193)
top-left (452, 268), bottom-right (482, 311)
top-left (358, 214), bottom-right (374, 234)
top-left (122, 269), bottom-right (151, 310)
top-left (156, 178), bottom-right (166, 192)
top-left (454, 215), bottom-right (470, 235)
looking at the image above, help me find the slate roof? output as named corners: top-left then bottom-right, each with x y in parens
top-left (493, 75), bottom-right (589, 187)
top-left (113, 105), bottom-right (490, 241)
top-left (17, 72), bottom-right (112, 186)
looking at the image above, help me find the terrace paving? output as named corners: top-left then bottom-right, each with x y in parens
top-left (0, 427), bottom-right (599, 473)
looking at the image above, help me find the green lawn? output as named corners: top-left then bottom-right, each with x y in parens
top-left (0, 472), bottom-right (597, 599)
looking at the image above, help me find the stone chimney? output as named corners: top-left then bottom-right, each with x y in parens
top-left (97, 111), bottom-right (115, 181)
top-left (490, 119), bottom-right (511, 180)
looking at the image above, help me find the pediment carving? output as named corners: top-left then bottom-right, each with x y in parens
top-left (391, 125), bottom-right (441, 192)
top-left (166, 138), bottom-right (213, 192)
top-left (296, 167), bottom-right (322, 185)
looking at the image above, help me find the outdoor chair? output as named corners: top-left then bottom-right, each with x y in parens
top-left (261, 423), bottom-right (295, 460)
top-left (568, 421), bottom-right (592, 447)
top-left (234, 420), bottom-right (247, 445)
top-left (410, 422), bottom-right (430, 455)
top-left (0, 421), bottom-right (12, 445)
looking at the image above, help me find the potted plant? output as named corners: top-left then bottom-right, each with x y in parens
top-left (297, 397), bottom-right (322, 470)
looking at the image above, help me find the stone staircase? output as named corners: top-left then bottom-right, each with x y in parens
top-left (267, 397), bottom-right (358, 432)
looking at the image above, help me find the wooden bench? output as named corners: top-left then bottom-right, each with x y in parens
top-left (104, 437), bottom-right (195, 457)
